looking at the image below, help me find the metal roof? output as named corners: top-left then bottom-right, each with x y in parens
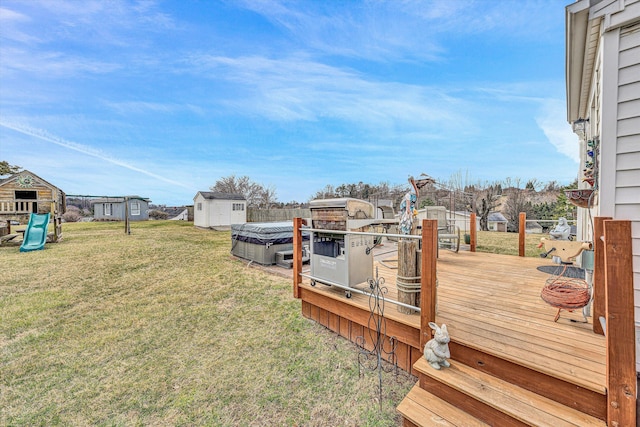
top-left (195, 191), bottom-right (246, 201)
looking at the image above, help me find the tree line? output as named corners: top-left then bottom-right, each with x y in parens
top-left (2, 161), bottom-right (576, 232)
top-left (210, 173), bottom-right (578, 232)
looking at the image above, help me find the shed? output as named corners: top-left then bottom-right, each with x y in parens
top-left (193, 191), bottom-right (246, 228)
top-left (91, 196), bottom-right (151, 221)
top-left (487, 212), bottom-right (508, 232)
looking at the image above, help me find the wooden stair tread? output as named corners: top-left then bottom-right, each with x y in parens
top-left (414, 358), bottom-right (606, 427)
top-left (397, 383), bottom-right (489, 427)
top-left (438, 315), bottom-right (606, 395)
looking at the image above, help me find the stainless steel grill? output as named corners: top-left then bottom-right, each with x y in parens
top-left (309, 198), bottom-right (376, 293)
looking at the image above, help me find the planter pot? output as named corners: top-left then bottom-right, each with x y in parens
top-left (564, 189), bottom-right (595, 208)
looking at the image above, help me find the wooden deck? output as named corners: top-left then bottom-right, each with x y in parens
top-left (298, 245), bottom-right (607, 419)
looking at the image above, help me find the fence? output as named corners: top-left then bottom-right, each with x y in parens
top-left (247, 208), bottom-right (311, 223)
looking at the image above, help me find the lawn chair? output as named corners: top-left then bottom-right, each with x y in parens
top-left (420, 206), bottom-right (460, 253)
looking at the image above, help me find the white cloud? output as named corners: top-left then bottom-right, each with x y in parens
top-left (183, 53), bottom-right (468, 133)
top-left (235, 0), bottom-right (561, 62)
top-left (536, 100), bottom-right (580, 163)
top-left (0, 119), bottom-right (196, 191)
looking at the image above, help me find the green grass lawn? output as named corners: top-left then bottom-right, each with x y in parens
top-left (474, 230), bottom-right (545, 257)
top-left (1, 221), bottom-right (413, 426)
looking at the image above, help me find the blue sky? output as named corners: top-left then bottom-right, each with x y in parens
top-left (0, 0), bottom-right (579, 206)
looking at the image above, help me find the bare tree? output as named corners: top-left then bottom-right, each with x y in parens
top-left (503, 187), bottom-right (534, 232)
top-left (470, 182), bottom-right (501, 231)
top-left (257, 184), bottom-right (278, 209)
top-left (525, 178), bottom-right (541, 191)
top-left (311, 184), bottom-right (336, 200)
top-left (210, 175), bottom-right (277, 208)
top-left (543, 180), bottom-right (561, 192)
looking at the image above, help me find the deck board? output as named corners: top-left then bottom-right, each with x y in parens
top-left (300, 246), bottom-right (606, 395)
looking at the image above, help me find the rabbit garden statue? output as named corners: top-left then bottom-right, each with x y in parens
top-left (424, 322), bottom-right (451, 370)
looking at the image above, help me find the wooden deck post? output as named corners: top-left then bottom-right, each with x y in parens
top-left (592, 216), bottom-right (611, 335)
top-left (397, 239), bottom-right (418, 314)
top-left (293, 217), bottom-right (304, 299)
top-left (470, 212), bottom-right (476, 252)
top-left (518, 212), bottom-right (526, 257)
top-left (420, 219), bottom-right (438, 349)
top-left (603, 220), bottom-right (636, 427)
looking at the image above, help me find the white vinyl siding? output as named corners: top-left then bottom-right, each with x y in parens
top-left (618, 22), bottom-right (640, 372)
top-left (192, 193), bottom-right (246, 228)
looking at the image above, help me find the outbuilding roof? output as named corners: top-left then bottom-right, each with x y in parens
top-left (90, 196), bottom-right (151, 204)
top-left (487, 212), bottom-right (507, 222)
top-left (0, 169), bottom-right (63, 192)
top-left (195, 191), bottom-right (246, 201)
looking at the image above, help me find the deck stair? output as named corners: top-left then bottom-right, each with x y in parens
top-left (398, 357), bottom-right (606, 426)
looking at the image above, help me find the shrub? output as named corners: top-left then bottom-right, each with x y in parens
top-left (62, 206), bottom-right (82, 222)
top-left (149, 209), bottom-right (169, 220)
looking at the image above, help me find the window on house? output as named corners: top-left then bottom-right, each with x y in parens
top-left (232, 203), bottom-right (245, 211)
top-left (197, 202), bottom-right (202, 211)
top-left (104, 203), bottom-right (112, 216)
top-left (131, 202), bottom-right (140, 216)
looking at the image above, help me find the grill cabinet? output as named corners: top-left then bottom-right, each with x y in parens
top-left (309, 198), bottom-right (375, 290)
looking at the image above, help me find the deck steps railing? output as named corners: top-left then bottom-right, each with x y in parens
top-left (397, 357), bottom-right (606, 427)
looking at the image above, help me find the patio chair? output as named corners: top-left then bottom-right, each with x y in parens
top-left (420, 206), bottom-right (460, 253)
top-left (438, 223), bottom-right (461, 253)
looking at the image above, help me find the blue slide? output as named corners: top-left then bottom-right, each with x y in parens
top-left (20, 213), bottom-right (50, 252)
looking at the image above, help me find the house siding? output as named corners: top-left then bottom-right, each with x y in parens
top-left (193, 192), bottom-right (246, 228)
top-left (93, 199), bottom-right (150, 221)
top-left (617, 24), bottom-right (640, 359)
top-left (194, 194), bottom-right (209, 228)
top-left (615, 21), bottom-right (640, 372)
top-left (569, 1), bottom-right (640, 371)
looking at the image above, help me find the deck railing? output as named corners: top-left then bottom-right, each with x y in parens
top-left (293, 218), bottom-right (440, 347)
top-left (0, 199), bottom-right (38, 214)
top-left (599, 218), bottom-right (636, 427)
top-left (0, 199), bottom-right (60, 215)
top-left (293, 219), bottom-right (435, 313)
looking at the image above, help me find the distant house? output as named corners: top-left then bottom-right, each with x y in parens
top-left (193, 192), bottom-right (246, 228)
top-left (166, 207), bottom-right (189, 220)
top-left (0, 170), bottom-right (66, 224)
top-left (487, 212), bottom-right (508, 232)
top-left (91, 196), bottom-right (151, 221)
